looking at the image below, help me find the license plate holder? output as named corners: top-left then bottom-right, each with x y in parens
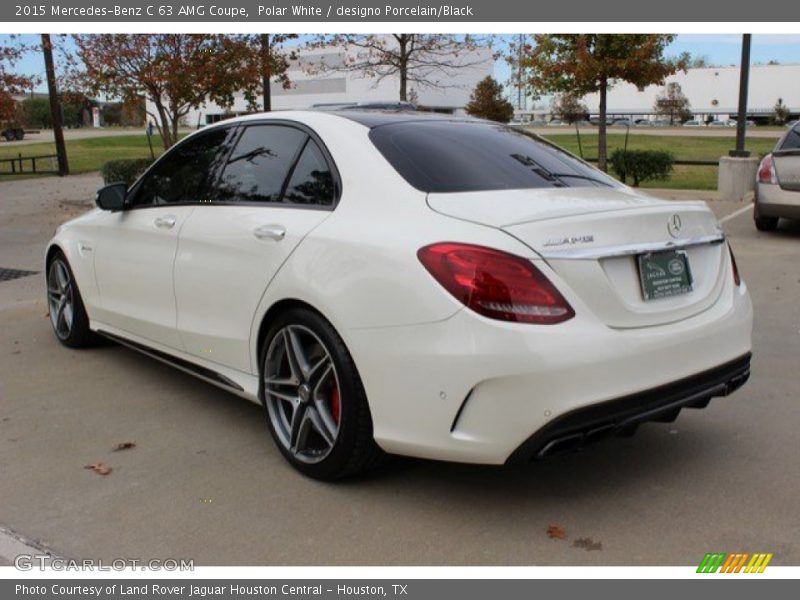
top-left (637, 250), bottom-right (693, 301)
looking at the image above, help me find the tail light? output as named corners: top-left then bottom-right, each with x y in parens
top-left (728, 244), bottom-right (741, 286)
top-left (757, 154), bottom-right (777, 184)
top-left (417, 242), bottom-right (575, 324)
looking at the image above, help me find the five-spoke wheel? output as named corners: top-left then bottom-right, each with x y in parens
top-left (46, 251), bottom-right (97, 348)
top-left (260, 308), bottom-right (385, 480)
top-left (264, 324), bottom-right (342, 464)
top-left (48, 259), bottom-right (75, 341)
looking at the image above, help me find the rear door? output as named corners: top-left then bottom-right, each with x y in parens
top-left (92, 126), bottom-right (233, 348)
top-left (173, 123), bottom-right (337, 372)
top-left (773, 125), bottom-right (800, 191)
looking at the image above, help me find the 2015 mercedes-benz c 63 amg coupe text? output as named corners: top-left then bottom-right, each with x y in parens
top-left (45, 110), bottom-right (753, 480)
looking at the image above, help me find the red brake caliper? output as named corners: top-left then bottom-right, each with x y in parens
top-left (330, 386), bottom-right (341, 425)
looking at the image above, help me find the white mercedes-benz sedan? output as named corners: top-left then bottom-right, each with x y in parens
top-left (45, 110), bottom-right (753, 479)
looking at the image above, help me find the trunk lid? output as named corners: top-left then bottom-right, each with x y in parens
top-left (427, 187), bottom-right (727, 328)
top-left (773, 149), bottom-right (800, 192)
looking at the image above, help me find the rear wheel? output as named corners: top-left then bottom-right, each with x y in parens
top-left (260, 308), bottom-right (385, 480)
top-left (754, 211), bottom-right (779, 231)
top-left (47, 251), bottom-right (99, 347)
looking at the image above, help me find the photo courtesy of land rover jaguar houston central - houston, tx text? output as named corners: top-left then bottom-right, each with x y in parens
top-left (45, 110), bottom-right (753, 480)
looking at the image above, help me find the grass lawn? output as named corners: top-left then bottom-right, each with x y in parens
top-left (539, 132), bottom-right (777, 190)
top-left (0, 135), bottom-right (167, 181)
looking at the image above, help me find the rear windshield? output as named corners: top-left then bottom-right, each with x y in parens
top-left (777, 125), bottom-right (800, 152)
top-left (369, 120), bottom-right (621, 193)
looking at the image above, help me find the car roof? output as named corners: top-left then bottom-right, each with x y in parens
top-left (211, 108), bottom-right (484, 130)
top-left (323, 109), bottom-right (482, 128)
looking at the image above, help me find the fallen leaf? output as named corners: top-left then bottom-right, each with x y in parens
top-left (112, 441), bottom-right (136, 452)
top-left (84, 462), bottom-right (112, 475)
top-left (572, 537), bottom-right (603, 551)
top-left (547, 524), bottom-right (567, 539)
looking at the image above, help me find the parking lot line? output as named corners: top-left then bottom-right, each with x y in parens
top-left (719, 202), bottom-right (754, 224)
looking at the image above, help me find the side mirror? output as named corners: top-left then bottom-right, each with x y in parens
top-left (95, 183), bottom-right (127, 211)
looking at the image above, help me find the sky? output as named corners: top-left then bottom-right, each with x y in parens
top-left (4, 33), bottom-right (800, 95)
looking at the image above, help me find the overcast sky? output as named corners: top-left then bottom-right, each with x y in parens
top-left (4, 33), bottom-right (800, 95)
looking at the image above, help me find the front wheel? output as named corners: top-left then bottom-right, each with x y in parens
top-left (260, 308), bottom-right (385, 480)
top-left (47, 251), bottom-right (99, 347)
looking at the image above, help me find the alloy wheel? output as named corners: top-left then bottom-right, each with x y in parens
top-left (264, 324), bottom-right (341, 464)
top-left (47, 259), bottom-right (75, 340)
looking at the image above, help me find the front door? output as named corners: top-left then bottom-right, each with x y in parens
top-left (92, 126), bottom-right (235, 349)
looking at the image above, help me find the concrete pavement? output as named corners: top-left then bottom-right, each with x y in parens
top-left (0, 174), bottom-right (798, 566)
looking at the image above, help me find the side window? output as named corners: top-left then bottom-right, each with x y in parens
top-left (213, 125), bottom-right (308, 203)
top-left (283, 140), bottom-right (336, 206)
top-left (130, 128), bottom-right (231, 207)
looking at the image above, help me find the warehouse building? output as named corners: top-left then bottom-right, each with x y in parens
top-left (158, 39), bottom-right (494, 127)
top-left (580, 64), bottom-right (800, 122)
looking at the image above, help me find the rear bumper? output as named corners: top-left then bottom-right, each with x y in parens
top-left (506, 353), bottom-right (751, 463)
top-left (345, 272), bottom-right (753, 465)
top-left (756, 183), bottom-right (800, 219)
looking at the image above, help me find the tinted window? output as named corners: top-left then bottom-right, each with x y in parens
top-left (283, 140), bottom-right (336, 206)
top-left (213, 125), bottom-right (308, 203)
top-left (130, 128), bottom-right (231, 207)
top-left (369, 121), bottom-right (621, 193)
top-left (779, 126), bottom-right (800, 151)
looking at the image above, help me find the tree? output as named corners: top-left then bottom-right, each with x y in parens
top-left (0, 39), bottom-right (36, 125)
top-left (552, 93), bottom-right (588, 124)
top-left (73, 34), bottom-right (259, 149)
top-left (313, 34), bottom-right (492, 102)
top-left (520, 35), bottom-right (689, 171)
top-left (771, 97), bottom-right (790, 125)
top-left (690, 55), bottom-right (711, 68)
top-left (465, 76), bottom-right (514, 123)
top-left (654, 82), bottom-right (692, 125)
top-left (245, 34), bottom-right (297, 112)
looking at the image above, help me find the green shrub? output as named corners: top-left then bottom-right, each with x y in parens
top-left (101, 158), bottom-right (153, 185)
top-left (610, 150), bottom-right (674, 187)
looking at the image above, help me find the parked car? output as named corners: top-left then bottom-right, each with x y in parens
top-left (682, 120), bottom-right (705, 127)
top-left (1, 125), bottom-right (25, 141)
top-left (546, 119), bottom-right (565, 127)
top-left (754, 121), bottom-right (800, 231)
top-left (634, 119), bottom-right (654, 127)
top-left (709, 120), bottom-right (736, 128)
top-left (45, 111), bottom-right (753, 479)
top-left (611, 118), bottom-right (633, 127)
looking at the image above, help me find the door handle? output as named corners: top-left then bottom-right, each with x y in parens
top-left (254, 224), bottom-right (286, 241)
top-left (154, 215), bottom-right (177, 229)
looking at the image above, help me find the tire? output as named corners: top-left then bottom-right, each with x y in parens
top-left (754, 205), bottom-right (778, 231)
top-left (259, 307), bottom-right (386, 480)
top-left (46, 251), bottom-right (101, 348)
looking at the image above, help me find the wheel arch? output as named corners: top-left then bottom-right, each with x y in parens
top-left (254, 298), bottom-right (334, 373)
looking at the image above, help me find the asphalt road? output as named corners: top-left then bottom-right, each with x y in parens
top-left (0, 174), bottom-right (798, 566)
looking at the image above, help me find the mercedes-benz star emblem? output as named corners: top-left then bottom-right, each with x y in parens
top-left (667, 214), bottom-right (682, 238)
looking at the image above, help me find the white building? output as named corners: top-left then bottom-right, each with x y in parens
top-left (581, 64), bottom-right (800, 122)
top-left (158, 39), bottom-right (494, 127)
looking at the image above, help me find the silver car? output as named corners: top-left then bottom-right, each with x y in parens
top-left (755, 122), bottom-right (800, 231)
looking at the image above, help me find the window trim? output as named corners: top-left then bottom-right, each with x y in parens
top-left (123, 123), bottom-right (238, 211)
top-left (204, 119), bottom-right (342, 211)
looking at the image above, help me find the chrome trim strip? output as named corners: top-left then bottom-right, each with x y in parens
top-left (538, 233), bottom-right (725, 260)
